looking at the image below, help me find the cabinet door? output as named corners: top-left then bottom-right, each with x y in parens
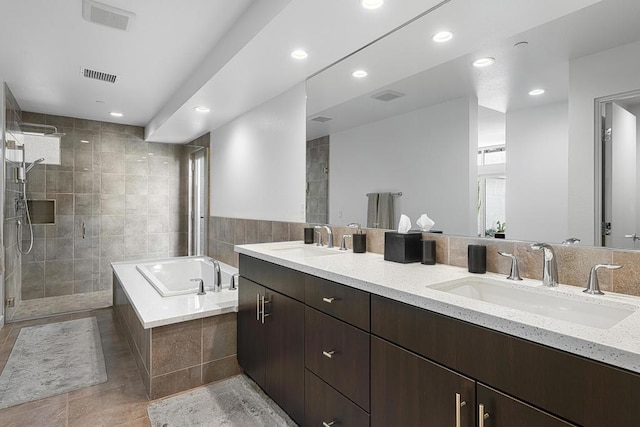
top-left (477, 384), bottom-right (576, 427)
top-left (264, 288), bottom-right (305, 425)
top-left (371, 336), bottom-right (475, 427)
top-left (237, 277), bottom-right (266, 389)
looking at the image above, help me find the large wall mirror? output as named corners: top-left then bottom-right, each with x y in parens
top-left (304, 0), bottom-right (640, 249)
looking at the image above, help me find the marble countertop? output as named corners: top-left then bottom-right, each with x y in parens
top-left (236, 241), bottom-right (640, 373)
top-left (112, 258), bottom-right (238, 329)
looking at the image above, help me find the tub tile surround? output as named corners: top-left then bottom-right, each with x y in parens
top-left (114, 278), bottom-right (240, 399)
top-left (209, 215), bottom-right (640, 297)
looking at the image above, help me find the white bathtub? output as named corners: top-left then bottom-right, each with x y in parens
top-left (136, 256), bottom-right (236, 297)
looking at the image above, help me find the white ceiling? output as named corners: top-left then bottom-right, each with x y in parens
top-left (0, 0), bottom-right (449, 142)
top-left (306, 0), bottom-right (640, 140)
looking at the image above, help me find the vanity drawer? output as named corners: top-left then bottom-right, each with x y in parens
top-left (305, 274), bottom-right (370, 331)
top-left (239, 254), bottom-right (304, 301)
top-left (305, 369), bottom-right (370, 427)
top-left (305, 306), bottom-right (370, 411)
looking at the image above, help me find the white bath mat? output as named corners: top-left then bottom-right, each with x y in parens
top-left (0, 317), bottom-right (107, 409)
top-left (147, 375), bottom-right (296, 427)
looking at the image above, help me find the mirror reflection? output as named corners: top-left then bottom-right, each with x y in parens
top-left (305, 0), bottom-right (640, 249)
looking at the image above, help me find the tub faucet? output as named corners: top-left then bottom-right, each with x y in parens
top-left (212, 259), bottom-right (222, 292)
top-left (530, 243), bottom-right (558, 287)
top-left (190, 278), bottom-right (206, 296)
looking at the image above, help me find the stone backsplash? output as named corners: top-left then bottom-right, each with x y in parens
top-left (208, 216), bottom-right (640, 297)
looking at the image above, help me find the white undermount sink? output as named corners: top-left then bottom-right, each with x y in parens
top-left (270, 244), bottom-right (344, 257)
top-left (428, 277), bottom-right (637, 329)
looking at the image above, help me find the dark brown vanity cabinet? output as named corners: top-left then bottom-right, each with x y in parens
top-left (237, 258), bottom-right (305, 425)
top-left (371, 336), bottom-right (475, 427)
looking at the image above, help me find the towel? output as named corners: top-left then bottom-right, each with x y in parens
top-left (377, 192), bottom-right (395, 229)
top-left (367, 193), bottom-right (379, 228)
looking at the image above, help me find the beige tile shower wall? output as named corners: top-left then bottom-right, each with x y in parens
top-left (208, 216), bottom-right (640, 297)
top-left (19, 112), bottom-right (189, 302)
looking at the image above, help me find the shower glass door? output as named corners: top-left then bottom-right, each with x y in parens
top-left (188, 148), bottom-right (208, 256)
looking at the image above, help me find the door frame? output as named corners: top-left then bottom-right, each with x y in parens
top-left (594, 88), bottom-right (640, 247)
top-left (188, 147), bottom-right (209, 256)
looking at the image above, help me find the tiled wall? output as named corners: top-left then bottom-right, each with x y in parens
top-left (208, 215), bottom-right (640, 297)
top-left (306, 136), bottom-right (329, 224)
top-left (114, 276), bottom-right (240, 399)
top-left (18, 112), bottom-right (190, 302)
top-left (3, 85), bottom-right (22, 319)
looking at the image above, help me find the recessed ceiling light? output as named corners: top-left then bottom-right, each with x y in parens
top-left (194, 106), bottom-right (210, 113)
top-left (361, 0), bottom-right (383, 9)
top-left (352, 70), bottom-right (368, 78)
top-left (472, 57), bottom-right (496, 67)
top-left (80, 139), bottom-right (90, 143)
top-left (109, 111), bottom-right (123, 117)
top-left (514, 41), bottom-right (529, 48)
top-left (529, 89), bottom-right (545, 96)
top-left (432, 31), bottom-right (453, 43)
top-left (291, 49), bottom-right (308, 59)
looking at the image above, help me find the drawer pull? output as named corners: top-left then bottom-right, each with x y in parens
top-left (322, 297), bottom-right (336, 303)
top-left (322, 422), bottom-right (335, 427)
top-left (322, 350), bottom-right (335, 359)
top-left (478, 404), bottom-right (490, 427)
top-left (455, 393), bottom-right (467, 427)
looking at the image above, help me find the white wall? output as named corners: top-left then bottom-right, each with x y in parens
top-left (506, 101), bottom-right (569, 242)
top-left (568, 39), bottom-right (640, 244)
top-left (210, 83), bottom-right (306, 221)
top-left (329, 96), bottom-right (478, 235)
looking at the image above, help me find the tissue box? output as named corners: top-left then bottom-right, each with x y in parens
top-left (384, 231), bottom-right (422, 263)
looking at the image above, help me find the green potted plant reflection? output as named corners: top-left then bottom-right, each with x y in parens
top-left (494, 221), bottom-right (506, 239)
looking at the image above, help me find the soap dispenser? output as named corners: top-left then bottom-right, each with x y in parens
top-left (349, 223), bottom-right (366, 253)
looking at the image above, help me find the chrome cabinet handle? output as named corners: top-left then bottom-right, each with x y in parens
top-left (256, 293), bottom-right (260, 321)
top-left (322, 350), bottom-right (335, 359)
top-left (455, 393), bottom-right (467, 427)
top-left (478, 404), bottom-right (490, 427)
top-left (260, 295), bottom-right (271, 324)
top-left (322, 297), bottom-right (336, 303)
top-left (322, 422), bottom-right (335, 427)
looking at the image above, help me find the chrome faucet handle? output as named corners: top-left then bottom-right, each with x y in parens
top-left (340, 234), bottom-right (353, 251)
top-left (229, 273), bottom-right (240, 290)
top-left (314, 226), bottom-right (323, 246)
top-left (584, 264), bottom-right (622, 295)
top-left (498, 252), bottom-right (522, 281)
top-left (191, 278), bottom-right (206, 295)
top-left (322, 225), bottom-right (334, 248)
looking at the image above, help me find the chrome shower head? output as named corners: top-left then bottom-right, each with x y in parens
top-left (25, 158), bottom-right (45, 173)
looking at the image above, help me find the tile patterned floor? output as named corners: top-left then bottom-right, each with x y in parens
top-left (0, 308), bottom-right (152, 426)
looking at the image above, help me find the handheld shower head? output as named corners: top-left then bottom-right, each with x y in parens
top-left (25, 158), bottom-right (45, 173)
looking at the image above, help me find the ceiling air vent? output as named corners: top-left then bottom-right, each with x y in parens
top-left (81, 67), bottom-right (118, 84)
top-left (310, 116), bottom-right (333, 123)
top-left (371, 90), bottom-right (406, 102)
top-left (82, 0), bottom-right (136, 32)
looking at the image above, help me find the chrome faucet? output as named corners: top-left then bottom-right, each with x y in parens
top-left (314, 225), bottom-right (334, 248)
top-left (190, 278), bottom-right (206, 295)
top-left (212, 259), bottom-right (222, 292)
top-left (530, 243), bottom-right (558, 287)
top-left (314, 225), bottom-right (323, 246)
top-left (584, 264), bottom-right (622, 295)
